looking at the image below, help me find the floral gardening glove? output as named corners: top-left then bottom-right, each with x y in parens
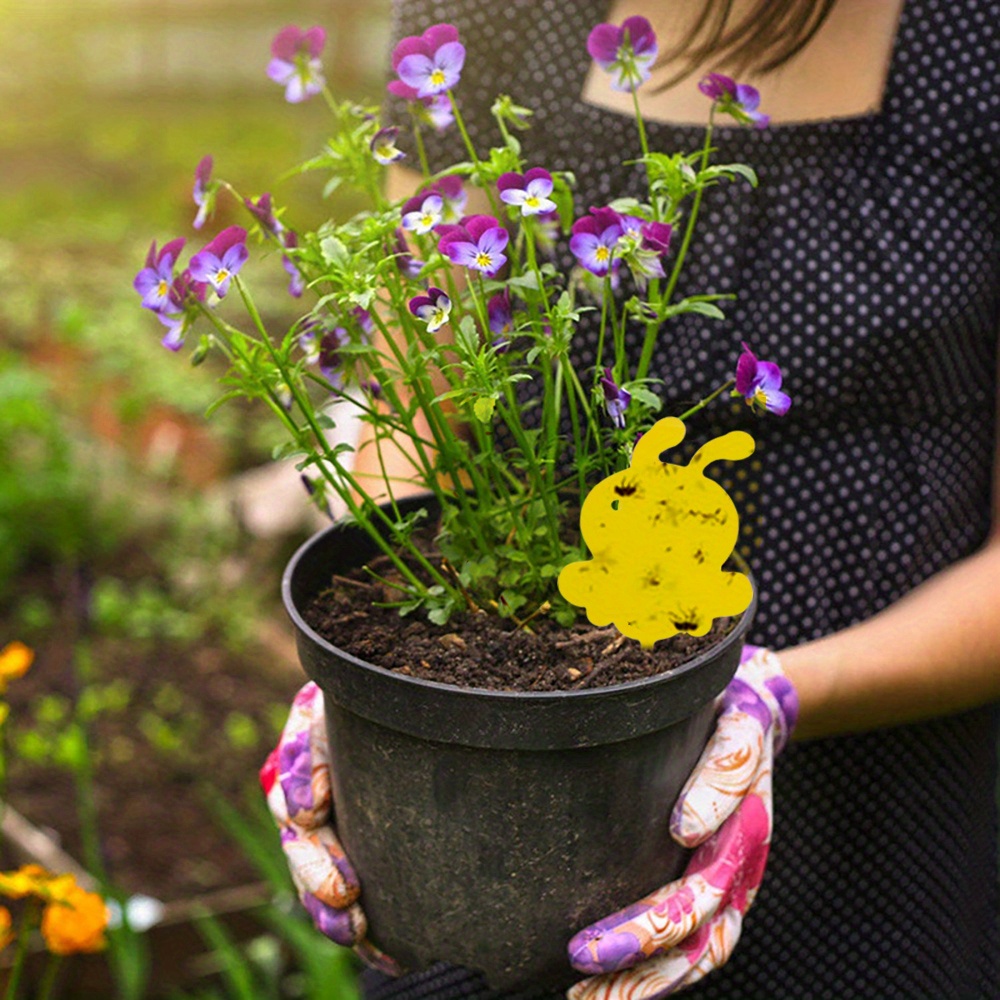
top-left (565, 646), bottom-right (798, 999)
top-left (260, 681), bottom-right (400, 975)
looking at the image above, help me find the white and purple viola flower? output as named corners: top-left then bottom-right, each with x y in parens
top-left (391, 23), bottom-right (465, 99)
top-left (735, 342), bottom-right (791, 415)
top-left (401, 193), bottom-right (444, 235)
top-left (370, 126), bottom-right (406, 165)
top-left (154, 269), bottom-right (207, 352)
top-left (487, 290), bottom-right (514, 353)
top-left (437, 215), bottom-right (509, 277)
top-left (392, 228), bottom-right (425, 278)
top-left (409, 286), bottom-right (452, 333)
top-left (386, 79), bottom-right (456, 133)
top-left (699, 73), bottom-right (770, 129)
top-left (281, 231), bottom-right (305, 298)
top-left (192, 156), bottom-right (215, 230)
top-left (300, 320), bottom-right (350, 389)
top-left (587, 15), bottom-right (658, 92)
top-left (618, 215), bottom-right (674, 285)
top-left (599, 367), bottom-right (632, 428)
top-left (188, 226), bottom-right (249, 298)
top-left (497, 168), bottom-right (557, 217)
top-left (570, 207), bottom-right (624, 277)
top-left (244, 192), bottom-right (284, 239)
top-left (267, 25), bottom-right (326, 104)
top-left (134, 238), bottom-right (187, 313)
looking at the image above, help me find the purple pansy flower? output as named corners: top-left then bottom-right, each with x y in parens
top-left (401, 193), bottom-right (444, 234)
top-left (392, 228), bottom-right (424, 277)
top-left (267, 25), bottom-right (326, 104)
top-left (155, 268), bottom-right (207, 351)
top-left (599, 367), bottom-right (631, 428)
top-left (244, 192), bottom-right (283, 238)
top-left (352, 306), bottom-right (374, 337)
top-left (734, 342), bottom-right (791, 415)
top-left (281, 231), bottom-right (305, 298)
top-left (587, 16), bottom-right (658, 92)
top-left (698, 73), bottom-right (770, 128)
top-left (370, 126), bottom-right (406, 165)
top-left (437, 215), bottom-right (509, 277)
top-left (570, 207), bottom-right (624, 277)
top-left (188, 226), bottom-right (249, 297)
top-left (392, 23), bottom-right (466, 98)
top-left (429, 176), bottom-right (467, 222)
top-left (386, 80), bottom-right (456, 133)
top-left (134, 238), bottom-right (187, 313)
top-left (618, 215), bottom-right (674, 285)
top-left (487, 290), bottom-right (514, 352)
top-left (497, 168), bottom-right (557, 217)
top-left (420, 93), bottom-right (455, 132)
top-left (192, 156), bottom-right (214, 230)
top-left (300, 320), bottom-right (350, 388)
top-left (408, 286), bottom-right (452, 333)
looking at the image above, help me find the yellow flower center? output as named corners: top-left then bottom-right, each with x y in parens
top-left (595, 246), bottom-right (610, 262)
top-left (475, 251), bottom-right (493, 269)
top-left (430, 68), bottom-right (447, 87)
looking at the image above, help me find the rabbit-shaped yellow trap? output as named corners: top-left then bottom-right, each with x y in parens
top-left (558, 417), bottom-right (754, 648)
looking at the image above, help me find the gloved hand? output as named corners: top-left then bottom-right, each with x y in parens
top-left (565, 646), bottom-right (798, 999)
top-left (260, 681), bottom-right (399, 975)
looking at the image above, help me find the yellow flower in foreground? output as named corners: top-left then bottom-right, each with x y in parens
top-left (41, 884), bottom-right (109, 955)
top-left (0, 905), bottom-right (13, 951)
top-left (0, 864), bottom-right (52, 900)
top-left (0, 641), bottom-right (34, 694)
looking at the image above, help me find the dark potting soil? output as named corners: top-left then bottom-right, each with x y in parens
top-left (304, 573), bottom-right (736, 692)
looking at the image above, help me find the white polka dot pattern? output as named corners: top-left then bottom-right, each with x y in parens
top-left (377, 1), bottom-right (1000, 996)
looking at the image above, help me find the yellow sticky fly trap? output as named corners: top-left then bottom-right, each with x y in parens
top-left (558, 417), bottom-right (755, 648)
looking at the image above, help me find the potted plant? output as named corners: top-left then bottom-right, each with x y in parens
top-left (133, 15), bottom-right (790, 990)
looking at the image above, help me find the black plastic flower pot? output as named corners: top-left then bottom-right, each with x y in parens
top-left (282, 496), bottom-right (755, 991)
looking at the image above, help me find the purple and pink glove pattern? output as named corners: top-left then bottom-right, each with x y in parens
top-left (566, 646), bottom-right (798, 998)
top-left (262, 646), bottom-right (797, 996)
top-left (260, 682), bottom-right (399, 974)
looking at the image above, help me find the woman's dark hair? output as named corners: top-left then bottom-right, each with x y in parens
top-left (651, 0), bottom-right (839, 88)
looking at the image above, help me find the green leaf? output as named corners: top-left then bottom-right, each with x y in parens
top-left (473, 396), bottom-right (497, 423)
top-left (320, 236), bottom-right (349, 268)
top-left (629, 385), bottom-right (662, 411)
top-left (669, 300), bottom-right (727, 320)
top-left (427, 605), bottom-right (452, 626)
top-left (455, 315), bottom-right (480, 358)
top-left (271, 442), bottom-right (304, 462)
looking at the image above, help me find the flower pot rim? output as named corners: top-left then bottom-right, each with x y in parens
top-left (282, 518), bottom-right (757, 704)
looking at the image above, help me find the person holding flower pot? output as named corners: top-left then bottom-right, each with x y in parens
top-left (136, 0), bottom-right (1000, 996)
top-left (268, 1), bottom-right (1000, 996)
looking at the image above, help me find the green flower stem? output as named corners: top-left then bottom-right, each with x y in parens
top-left (37, 954), bottom-right (63, 1000)
top-left (631, 86), bottom-right (650, 162)
top-left (559, 355), bottom-right (588, 506)
top-left (497, 383), bottom-right (562, 555)
top-left (676, 378), bottom-right (736, 421)
top-left (447, 91), bottom-right (502, 218)
top-left (637, 110), bottom-right (717, 383)
top-left (367, 296), bottom-right (491, 547)
top-left (207, 295), bottom-right (454, 599)
top-left (593, 278), bottom-right (611, 379)
top-left (413, 121), bottom-right (431, 178)
top-left (4, 903), bottom-right (37, 1000)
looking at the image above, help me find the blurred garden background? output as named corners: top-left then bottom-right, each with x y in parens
top-left (0, 0), bottom-right (392, 995)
